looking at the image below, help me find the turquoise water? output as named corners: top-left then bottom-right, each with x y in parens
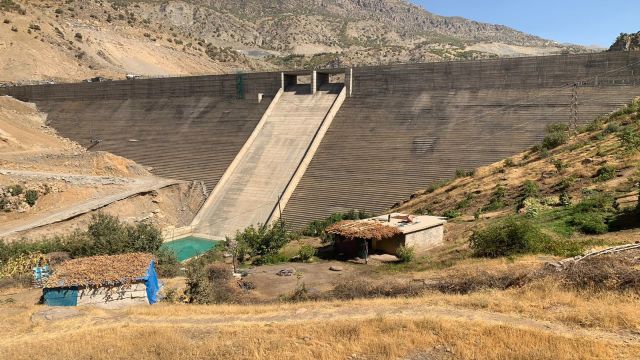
top-left (161, 237), bottom-right (220, 261)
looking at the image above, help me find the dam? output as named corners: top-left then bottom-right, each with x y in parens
top-left (2, 51), bottom-right (640, 236)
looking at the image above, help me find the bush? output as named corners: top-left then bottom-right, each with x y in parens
top-left (443, 209), bottom-right (461, 219)
top-left (8, 184), bottom-right (23, 196)
top-left (455, 169), bottom-right (474, 178)
top-left (396, 245), bottom-right (415, 263)
top-left (186, 263), bottom-right (240, 304)
top-left (154, 248), bottom-right (180, 278)
top-left (551, 159), bottom-right (566, 172)
top-left (546, 123), bottom-right (569, 133)
top-left (482, 185), bottom-right (507, 212)
top-left (0, 213), bottom-right (169, 268)
top-left (298, 245), bottom-right (316, 262)
top-left (25, 190), bottom-right (38, 206)
top-left (594, 165), bottom-right (617, 182)
top-left (603, 122), bottom-right (621, 134)
top-left (541, 131), bottom-right (569, 150)
top-left (234, 222), bottom-right (295, 262)
top-left (618, 127), bottom-right (640, 152)
top-left (569, 212), bottom-right (608, 234)
top-left (470, 217), bottom-right (553, 257)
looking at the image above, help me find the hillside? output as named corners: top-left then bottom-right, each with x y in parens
top-left (393, 98), bottom-right (640, 250)
top-left (0, 0), bottom-right (589, 83)
top-left (610, 31), bottom-right (640, 51)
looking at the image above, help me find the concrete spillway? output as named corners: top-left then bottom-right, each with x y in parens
top-left (192, 83), bottom-right (345, 238)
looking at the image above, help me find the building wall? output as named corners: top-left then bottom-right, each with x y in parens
top-left (75, 283), bottom-right (149, 308)
top-left (405, 226), bottom-right (444, 253)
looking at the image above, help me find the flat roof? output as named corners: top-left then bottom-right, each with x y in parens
top-left (370, 213), bottom-right (446, 235)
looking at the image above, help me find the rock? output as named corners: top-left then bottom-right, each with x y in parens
top-left (276, 268), bottom-right (295, 276)
top-left (329, 266), bottom-right (343, 272)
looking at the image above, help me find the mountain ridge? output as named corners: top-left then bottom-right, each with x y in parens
top-left (0, 0), bottom-right (593, 83)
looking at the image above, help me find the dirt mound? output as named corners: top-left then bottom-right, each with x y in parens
top-left (0, 96), bottom-right (81, 153)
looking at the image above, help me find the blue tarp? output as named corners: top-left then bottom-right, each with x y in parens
top-left (43, 287), bottom-right (78, 306)
top-left (144, 260), bottom-right (159, 304)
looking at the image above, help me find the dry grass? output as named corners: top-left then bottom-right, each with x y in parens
top-left (1, 308), bottom-right (637, 360)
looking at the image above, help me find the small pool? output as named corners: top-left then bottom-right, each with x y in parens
top-left (161, 236), bottom-right (220, 262)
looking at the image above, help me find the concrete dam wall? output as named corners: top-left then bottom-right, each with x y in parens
top-left (280, 51), bottom-right (640, 228)
top-left (2, 51), bottom-right (640, 232)
top-left (2, 73), bottom-right (281, 191)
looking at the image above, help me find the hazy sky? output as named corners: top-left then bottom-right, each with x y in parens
top-left (415, 1), bottom-right (639, 47)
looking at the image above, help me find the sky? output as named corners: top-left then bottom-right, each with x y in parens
top-left (415, 1), bottom-right (639, 47)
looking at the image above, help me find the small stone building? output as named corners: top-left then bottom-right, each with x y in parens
top-left (43, 253), bottom-right (160, 307)
top-left (326, 213), bottom-right (446, 258)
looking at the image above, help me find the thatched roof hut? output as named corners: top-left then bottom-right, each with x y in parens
top-left (43, 253), bottom-right (160, 307)
top-left (326, 220), bottom-right (402, 240)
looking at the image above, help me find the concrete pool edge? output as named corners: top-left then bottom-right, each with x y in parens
top-left (162, 226), bottom-right (226, 242)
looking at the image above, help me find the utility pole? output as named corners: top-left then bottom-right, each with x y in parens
top-left (570, 82), bottom-right (579, 133)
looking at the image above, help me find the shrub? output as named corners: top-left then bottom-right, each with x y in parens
top-left (425, 179), bottom-right (449, 193)
top-left (569, 212), bottom-right (608, 234)
top-left (551, 159), bottom-right (566, 172)
top-left (482, 185), bottom-right (507, 212)
top-left (469, 217), bottom-right (553, 257)
top-left (603, 122), bottom-right (621, 134)
top-left (556, 175), bottom-right (577, 191)
top-left (594, 165), bottom-right (616, 182)
top-left (298, 245), bottom-right (316, 262)
top-left (25, 190), bottom-right (38, 206)
top-left (154, 248), bottom-right (180, 278)
top-left (8, 184), bottom-right (23, 196)
top-left (186, 263), bottom-right (240, 304)
top-left (503, 158), bottom-right (515, 167)
top-left (443, 209), bottom-right (461, 219)
top-left (455, 193), bottom-right (474, 210)
top-left (542, 131), bottom-right (569, 150)
top-left (521, 180), bottom-right (539, 199)
top-left (455, 169), bottom-right (474, 178)
top-left (234, 222), bottom-right (294, 261)
top-left (546, 123), bottom-right (569, 133)
top-left (396, 245), bottom-right (415, 263)
top-left (618, 127), bottom-right (640, 152)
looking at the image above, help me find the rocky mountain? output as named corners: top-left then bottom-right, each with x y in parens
top-left (610, 31), bottom-right (640, 51)
top-left (0, 0), bottom-right (591, 83)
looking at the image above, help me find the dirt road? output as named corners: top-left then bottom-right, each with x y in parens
top-left (0, 173), bottom-right (181, 238)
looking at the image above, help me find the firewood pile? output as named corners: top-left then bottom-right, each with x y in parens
top-left (326, 220), bottom-right (401, 240)
top-left (45, 253), bottom-right (154, 288)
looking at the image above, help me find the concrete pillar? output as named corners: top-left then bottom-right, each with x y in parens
top-left (311, 71), bottom-right (317, 94)
top-left (280, 72), bottom-right (285, 90)
top-left (345, 68), bottom-right (353, 97)
top-left (344, 68), bottom-right (353, 97)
